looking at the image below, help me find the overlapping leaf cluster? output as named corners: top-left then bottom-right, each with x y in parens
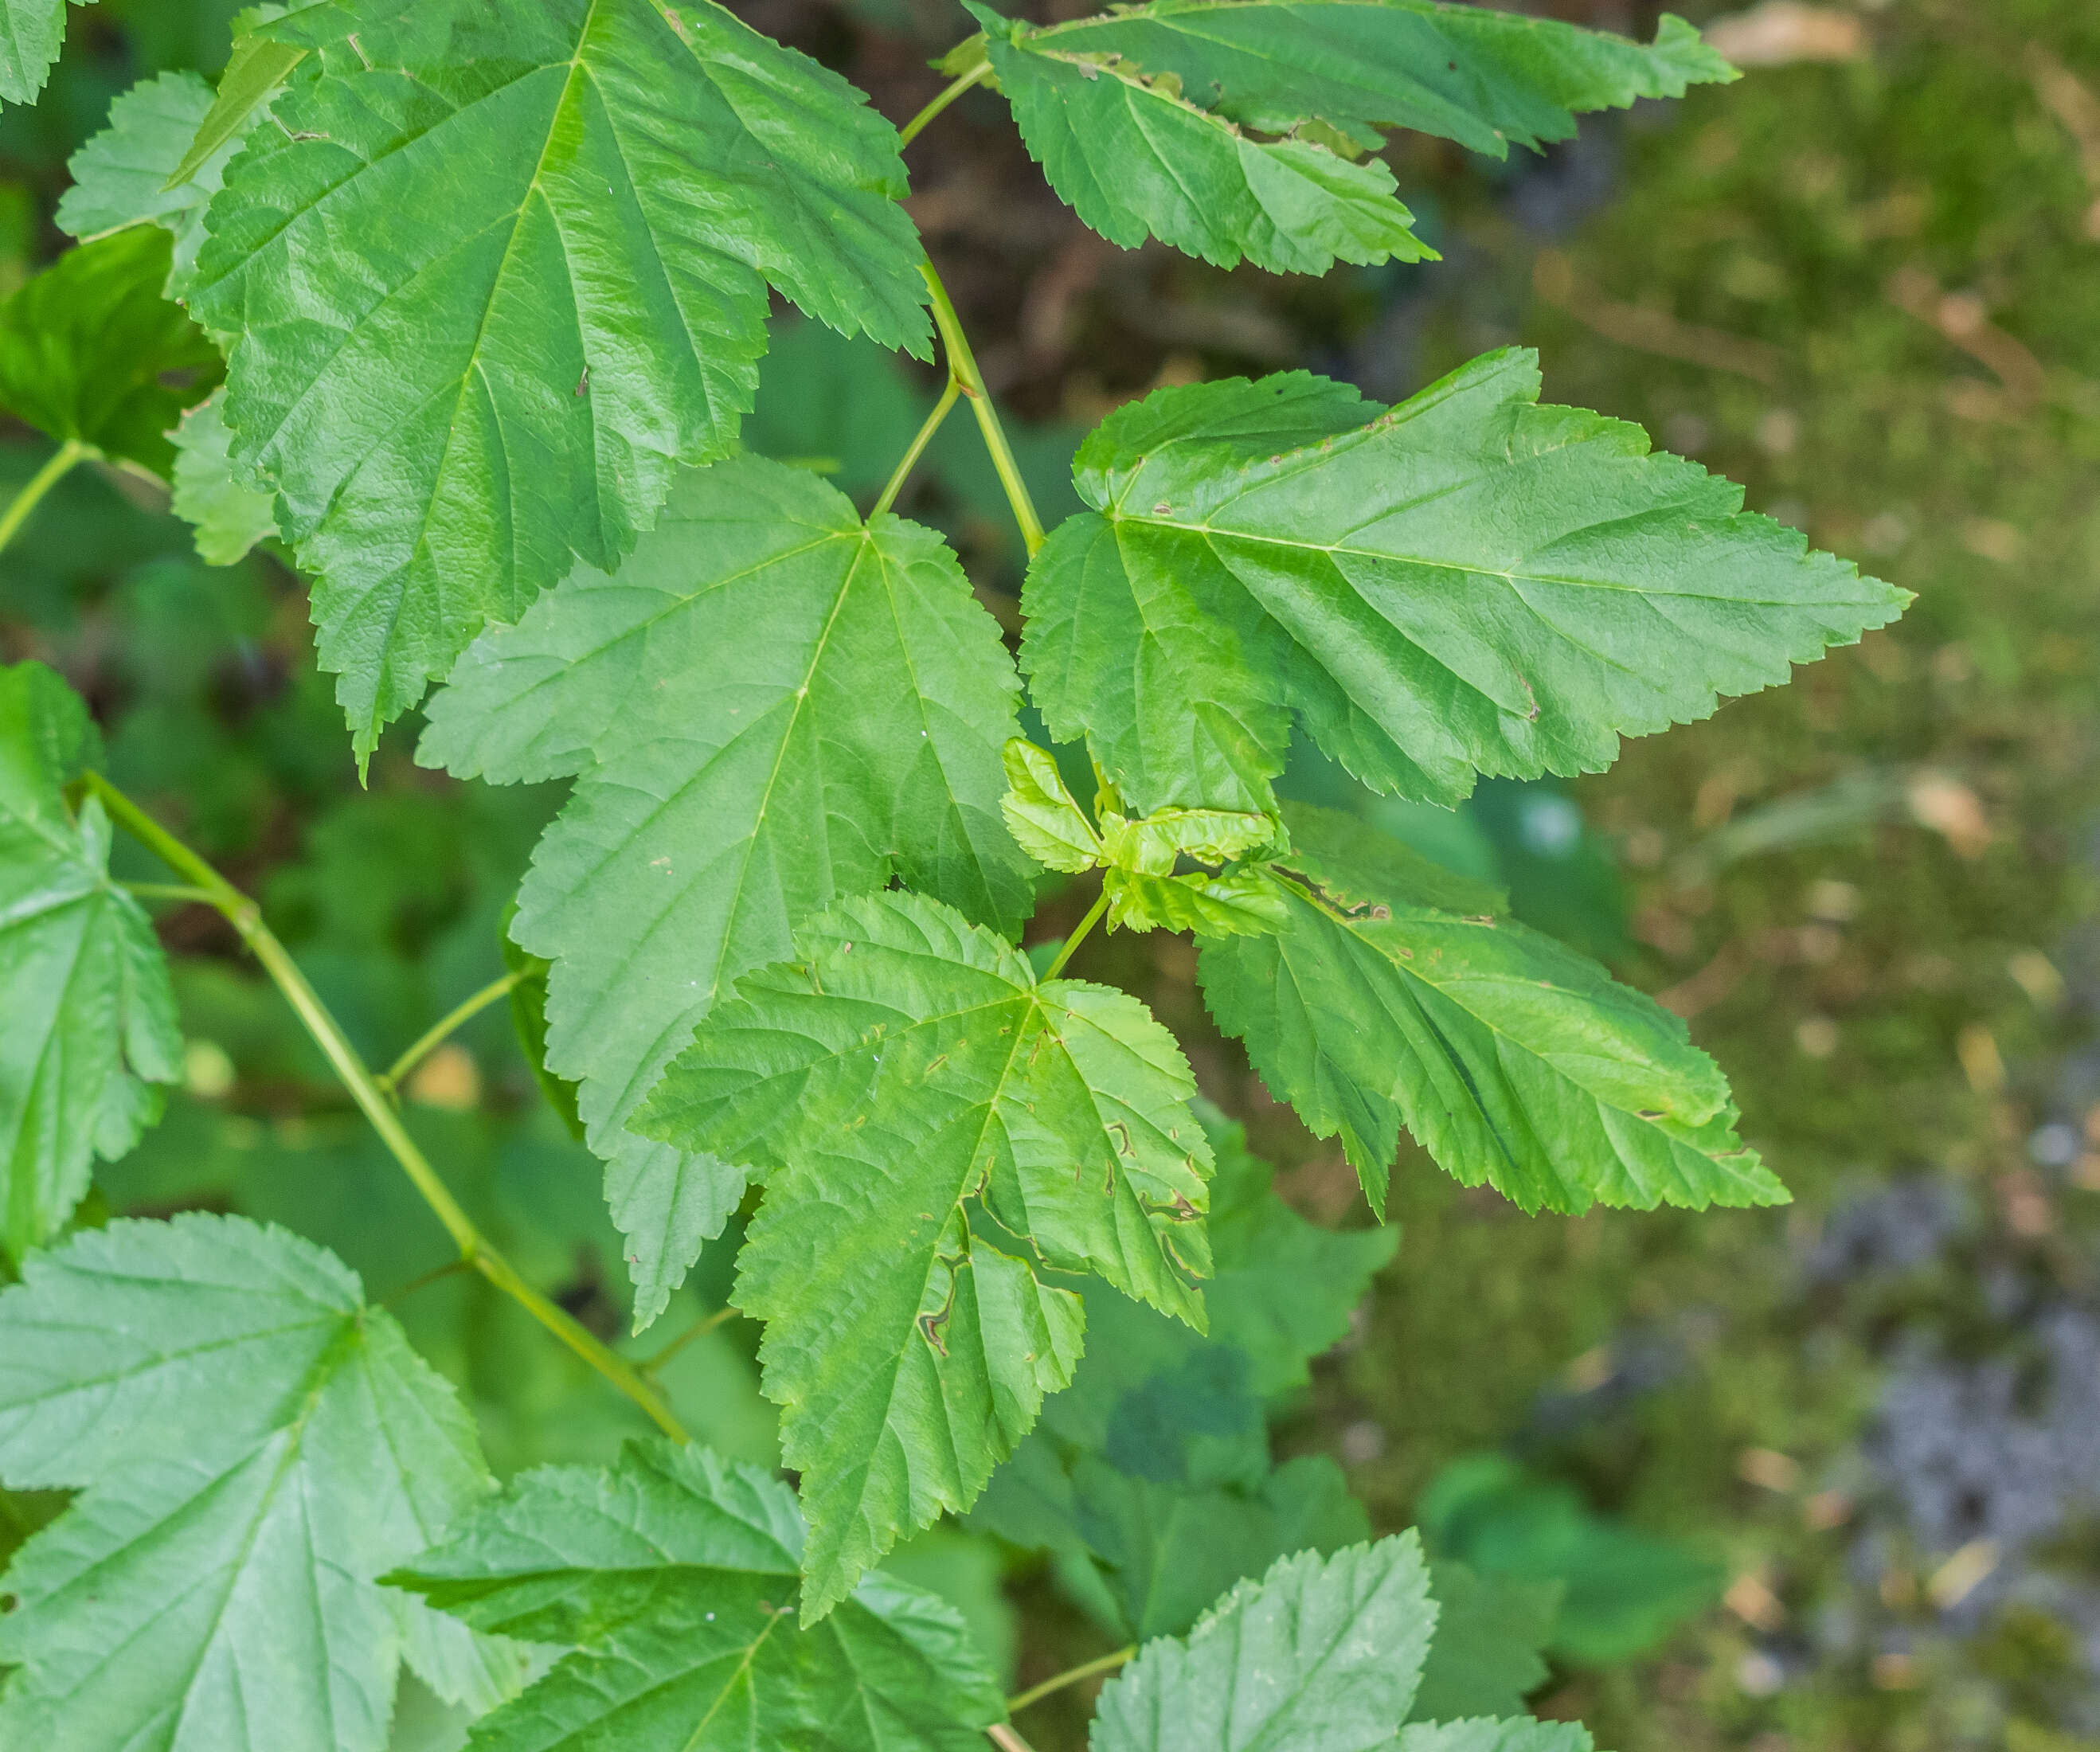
top-left (0, 0), bottom-right (1914, 1742)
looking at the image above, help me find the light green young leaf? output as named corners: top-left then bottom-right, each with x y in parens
top-left (1394, 1720), bottom-right (1593, 1752)
top-left (1023, 357), bottom-right (1909, 815)
top-left (169, 388), bottom-right (280, 565)
top-left (1002, 737), bottom-right (1101, 874)
top-left (421, 458), bottom-right (1030, 1328)
top-left (0, 1214), bottom-right (491, 1752)
top-left (958, 2), bottom-right (1732, 164)
top-left (1099, 804), bottom-right (1278, 872)
top-left (1104, 865), bottom-right (1285, 937)
top-left (1199, 803), bottom-right (1784, 1220)
top-left (1090, 1535), bottom-right (1436, 1752)
top-left (0, 662), bottom-right (181, 1261)
top-left (391, 1439), bottom-right (1007, 1750)
top-left (0, 0), bottom-right (87, 106)
top-left (190, 0), bottom-right (932, 757)
top-left (57, 69), bottom-right (256, 293)
top-left (636, 888), bottom-right (1213, 1619)
top-left (0, 229), bottom-right (222, 477)
top-left (965, 0), bottom-right (1431, 276)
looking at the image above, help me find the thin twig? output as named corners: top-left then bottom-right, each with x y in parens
top-left (899, 60), bottom-right (992, 149)
top-left (122, 881), bottom-right (221, 906)
top-left (0, 439), bottom-right (86, 555)
top-left (1039, 890), bottom-right (1109, 981)
top-left (921, 260), bottom-right (1046, 557)
top-left (639, 1303), bottom-right (741, 1377)
top-left (987, 1726), bottom-right (1038, 1752)
top-left (873, 375), bottom-right (962, 518)
top-left (83, 772), bottom-right (689, 1443)
top-left (1006, 1645), bottom-right (1135, 1714)
top-left (377, 968), bottom-right (526, 1094)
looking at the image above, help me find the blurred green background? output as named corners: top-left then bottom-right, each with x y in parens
top-left (6, 0), bottom-right (2100, 1746)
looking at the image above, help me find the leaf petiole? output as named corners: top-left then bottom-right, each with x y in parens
top-left (637, 1302), bottom-right (741, 1377)
top-left (872, 374), bottom-right (962, 518)
top-left (0, 438), bottom-right (87, 556)
top-left (121, 880), bottom-right (220, 905)
top-left (377, 968), bottom-right (526, 1095)
top-left (82, 772), bottom-right (690, 1443)
top-left (921, 260), bottom-right (1046, 556)
top-left (1039, 889), bottom-right (1109, 980)
top-left (1006, 1645), bottom-right (1135, 1713)
top-left (898, 60), bottom-right (993, 149)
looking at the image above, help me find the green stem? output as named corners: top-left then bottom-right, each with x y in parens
top-left (0, 439), bottom-right (87, 556)
top-left (1039, 890), bottom-right (1109, 981)
top-left (872, 375), bottom-right (962, 518)
top-left (83, 772), bottom-right (689, 1444)
top-left (378, 969), bottom-right (525, 1093)
top-left (899, 61), bottom-right (992, 149)
top-left (122, 881), bottom-right (220, 905)
top-left (921, 260), bottom-right (1046, 557)
top-left (987, 1728), bottom-right (1038, 1752)
top-left (1006, 1646), bottom-right (1136, 1715)
top-left (639, 1303), bottom-right (741, 1376)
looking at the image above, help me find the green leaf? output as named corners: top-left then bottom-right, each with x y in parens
top-left (1200, 803), bottom-right (1784, 1218)
top-left (57, 69), bottom-right (255, 294)
top-left (1418, 1453), bottom-right (1721, 1665)
top-left (0, 229), bottom-right (222, 476)
top-left (1023, 358), bottom-right (1909, 815)
top-left (636, 887), bottom-right (1213, 1619)
top-left (1408, 1562), bottom-right (1561, 1724)
top-left (969, 1108), bottom-right (1390, 1637)
top-left (169, 388), bottom-right (280, 565)
top-left (961, 2), bottom-right (1732, 165)
top-left (392, 1438), bottom-right (1007, 1750)
top-left (0, 0), bottom-right (86, 106)
top-left (1200, 1105), bottom-right (1394, 1394)
top-left (0, 1214), bottom-right (491, 1752)
top-left (0, 662), bottom-right (181, 1261)
top-left (965, 0), bottom-right (1432, 276)
top-left (1090, 1535), bottom-right (1436, 1752)
top-left (167, 21), bottom-right (304, 189)
top-left (1395, 1720), bottom-right (1594, 1752)
top-left (499, 925), bottom-right (585, 1144)
top-left (421, 457), bottom-right (1032, 1328)
top-left (189, 0), bottom-right (932, 757)
top-left (1002, 736), bottom-right (1101, 874)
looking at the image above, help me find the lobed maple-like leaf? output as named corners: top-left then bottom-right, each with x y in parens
top-left (0, 1214), bottom-right (491, 1752)
top-left (970, 1107), bottom-right (1390, 1637)
top-left (955, 0), bottom-right (1731, 272)
top-left (392, 1438), bottom-right (1007, 1750)
top-left (0, 228), bottom-right (222, 477)
top-left (422, 457), bottom-right (1031, 1329)
top-left (0, 662), bottom-right (181, 1261)
top-left (1089, 1535), bottom-right (1437, 1752)
top-left (189, 0), bottom-right (932, 755)
top-left (1199, 804), bottom-right (1785, 1218)
top-left (961, 0), bottom-right (1429, 276)
top-left (1023, 358), bottom-right (1909, 817)
top-left (636, 887), bottom-right (1214, 1620)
